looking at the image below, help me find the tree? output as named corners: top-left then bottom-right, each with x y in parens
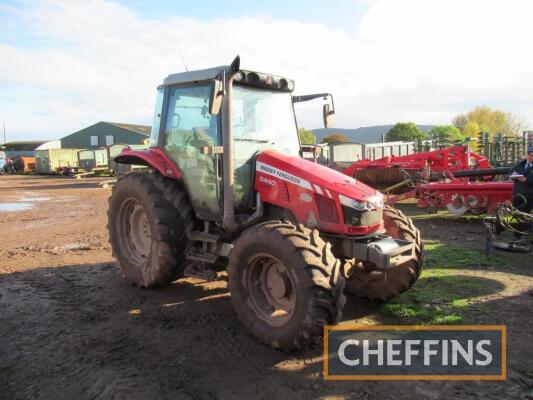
top-left (462, 121), bottom-right (482, 150)
top-left (322, 133), bottom-right (349, 144)
top-left (452, 106), bottom-right (524, 138)
top-left (452, 114), bottom-right (468, 132)
top-left (298, 128), bottom-right (316, 145)
top-left (427, 125), bottom-right (464, 146)
top-left (385, 122), bottom-right (426, 142)
top-left (463, 121), bottom-right (481, 139)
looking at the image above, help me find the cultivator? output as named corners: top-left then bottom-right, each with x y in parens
top-left (343, 145), bottom-right (513, 215)
top-left (343, 146), bottom-right (492, 191)
top-left (412, 180), bottom-right (513, 215)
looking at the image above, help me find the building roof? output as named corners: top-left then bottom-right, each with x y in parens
top-left (2, 141), bottom-right (47, 151)
top-left (104, 122), bottom-right (151, 136)
top-left (36, 140), bottom-right (62, 150)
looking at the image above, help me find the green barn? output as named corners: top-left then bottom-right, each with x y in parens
top-left (61, 121), bottom-right (151, 149)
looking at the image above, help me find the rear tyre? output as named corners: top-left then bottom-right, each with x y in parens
top-left (107, 172), bottom-right (194, 287)
top-left (228, 221), bottom-right (345, 351)
top-left (345, 205), bottom-right (423, 300)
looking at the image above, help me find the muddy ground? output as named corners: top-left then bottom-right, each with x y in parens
top-left (0, 175), bottom-right (532, 400)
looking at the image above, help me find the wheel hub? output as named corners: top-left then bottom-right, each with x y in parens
top-left (266, 266), bottom-right (292, 300)
top-left (129, 204), bottom-right (151, 257)
top-left (118, 198), bottom-right (152, 265)
top-left (245, 254), bottom-right (296, 327)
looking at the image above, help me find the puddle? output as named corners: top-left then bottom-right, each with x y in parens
top-left (0, 203), bottom-right (34, 212)
top-left (19, 197), bottom-right (52, 202)
top-left (56, 196), bottom-right (78, 202)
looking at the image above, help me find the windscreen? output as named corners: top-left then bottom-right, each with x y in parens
top-left (232, 85), bottom-right (300, 156)
top-left (231, 84), bottom-right (300, 211)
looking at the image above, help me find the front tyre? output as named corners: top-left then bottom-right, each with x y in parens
top-left (228, 221), bottom-right (346, 351)
top-left (345, 205), bottom-right (423, 300)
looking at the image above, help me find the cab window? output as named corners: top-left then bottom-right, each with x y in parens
top-left (163, 84), bottom-right (220, 220)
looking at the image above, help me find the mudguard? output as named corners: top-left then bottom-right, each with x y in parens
top-left (114, 147), bottom-right (182, 180)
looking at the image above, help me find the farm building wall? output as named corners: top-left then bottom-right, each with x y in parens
top-left (61, 122), bottom-right (150, 150)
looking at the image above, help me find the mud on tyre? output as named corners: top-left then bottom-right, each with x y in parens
top-left (345, 205), bottom-right (423, 301)
top-left (107, 172), bottom-right (195, 287)
top-left (228, 220), bottom-right (346, 351)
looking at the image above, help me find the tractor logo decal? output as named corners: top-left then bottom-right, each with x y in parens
top-left (300, 193), bottom-right (312, 203)
top-left (259, 176), bottom-right (276, 186)
top-left (256, 161), bottom-right (313, 190)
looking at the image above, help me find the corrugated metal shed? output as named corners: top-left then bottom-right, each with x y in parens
top-left (329, 143), bottom-right (365, 162)
top-left (324, 141), bottom-right (415, 163)
top-left (61, 121), bottom-right (150, 150)
top-left (364, 141), bottom-right (414, 160)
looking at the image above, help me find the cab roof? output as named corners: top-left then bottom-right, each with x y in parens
top-left (163, 66), bottom-right (227, 86)
top-left (162, 66), bottom-right (295, 92)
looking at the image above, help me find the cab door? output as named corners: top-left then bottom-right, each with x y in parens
top-left (162, 84), bottom-right (221, 220)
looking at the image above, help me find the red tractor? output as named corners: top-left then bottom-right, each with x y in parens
top-left (108, 56), bottom-right (423, 351)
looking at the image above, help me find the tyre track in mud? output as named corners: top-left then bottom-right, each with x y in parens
top-left (0, 261), bottom-right (290, 400)
top-left (1, 263), bottom-right (153, 400)
top-left (129, 279), bottom-right (291, 398)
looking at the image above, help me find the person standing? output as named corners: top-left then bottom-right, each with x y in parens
top-left (509, 148), bottom-right (533, 237)
top-left (511, 148), bottom-right (533, 210)
top-left (5, 157), bottom-right (13, 174)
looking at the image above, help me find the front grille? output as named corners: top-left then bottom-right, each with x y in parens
top-left (280, 182), bottom-right (291, 202)
top-left (342, 206), bottom-right (382, 227)
top-left (314, 193), bottom-right (339, 223)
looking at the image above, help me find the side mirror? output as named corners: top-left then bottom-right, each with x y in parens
top-left (209, 79), bottom-right (224, 115)
top-left (323, 103), bottom-right (335, 129)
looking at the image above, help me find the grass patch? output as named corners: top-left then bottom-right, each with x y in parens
top-left (381, 243), bottom-right (509, 324)
top-left (410, 211), bottom-right (486, 222)
top-left (424, 242), bottom-right (509, 268)
top-left (380, 267), bottom-right (506, 325)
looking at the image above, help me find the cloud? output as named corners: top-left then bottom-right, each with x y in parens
top-left (0, 0), bottom-right (532, 140)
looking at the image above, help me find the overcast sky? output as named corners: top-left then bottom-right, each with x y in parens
top-left (1, 0), bottom-right (532, 141)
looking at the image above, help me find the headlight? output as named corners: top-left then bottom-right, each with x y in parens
top-left (339, 194), bottom-right (382, 211)
top-left (352, 199), bottom-right (371, 210)
top-left (339, 194), bottom-right (383, 227)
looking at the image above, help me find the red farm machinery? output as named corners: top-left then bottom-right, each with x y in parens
top-left (107, 56), bottom-right (424, 351)
top-left (343, 145), bottom-right (514, 215)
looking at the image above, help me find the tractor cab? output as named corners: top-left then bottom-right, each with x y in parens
top-left (134, 56), bottom-right (335, 225)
